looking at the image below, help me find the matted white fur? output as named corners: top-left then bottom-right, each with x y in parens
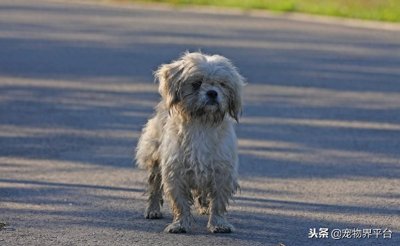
top-left (136, 52), bottom-right (245, 233)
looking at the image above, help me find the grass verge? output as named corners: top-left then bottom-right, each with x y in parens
top-left (127, 0), bottom-right (400, 22)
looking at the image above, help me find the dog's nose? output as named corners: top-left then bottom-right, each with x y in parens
top-left (206, 90), bottom-right (218, 99)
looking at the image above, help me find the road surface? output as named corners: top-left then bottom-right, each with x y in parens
top-left (0, 0), bottom-right (399, 245)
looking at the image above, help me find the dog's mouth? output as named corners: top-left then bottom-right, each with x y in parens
top-left (205, 99), bottom-right (219, 106)
top-left (191, 102), bottom-right (225, 124)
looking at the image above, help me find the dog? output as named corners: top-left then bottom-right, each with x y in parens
top-left (136, 52), bottom-right (245, 233)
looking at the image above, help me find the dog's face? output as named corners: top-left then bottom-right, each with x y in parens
top-left (155, 52), bottom-right (245, 124)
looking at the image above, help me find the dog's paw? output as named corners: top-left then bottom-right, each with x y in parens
top-left (164, 221), bottom-right (188, 233)
top-left (207, 217), bottom-right (234, 233)
top-left (145, 209), bottom-right (162, 219)
top-left (208, 223), bottom-right (234, 233)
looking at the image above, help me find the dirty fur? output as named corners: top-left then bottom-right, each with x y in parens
top-left (136, 52), bottom-right (245, 233)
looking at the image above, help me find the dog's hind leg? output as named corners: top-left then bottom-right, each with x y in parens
top-left (194, 190), bottom-right (210, 215)
top-left (145, 163), bottom-right (163, 219)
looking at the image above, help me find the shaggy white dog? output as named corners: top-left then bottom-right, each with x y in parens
top-left (136, 52), bottom-right (245, 233)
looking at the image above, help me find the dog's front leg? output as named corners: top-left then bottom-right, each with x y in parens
top-left (163, 169), bottom-right (192, 233)
top-left (207, 174), bottom-right (235, 233)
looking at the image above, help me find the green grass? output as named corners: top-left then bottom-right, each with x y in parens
top-left (131, 0), bottom-right (400, 22)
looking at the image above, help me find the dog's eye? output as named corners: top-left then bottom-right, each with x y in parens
top-left (192, 81), bottom-right (202, 90)
top-left (220, 82), bottom-right (227, 88)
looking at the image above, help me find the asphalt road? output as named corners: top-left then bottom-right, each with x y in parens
top-left (1, 0), bottom-right (400, 245)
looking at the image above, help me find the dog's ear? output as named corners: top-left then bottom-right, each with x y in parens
top-left (210, 55), bottom-right (246, 123)
top-left (228, 70), bottom-right (246, 123)
top-left (154, 61), bottom-right (184, 109)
